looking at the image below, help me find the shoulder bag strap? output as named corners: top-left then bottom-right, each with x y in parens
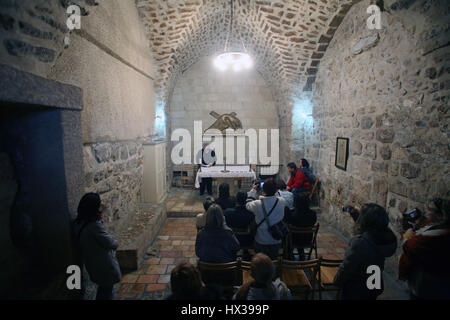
top-left (257, 198), bottom-right (279, 229)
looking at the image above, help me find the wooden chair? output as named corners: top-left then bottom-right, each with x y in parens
top-left (179, 165), bottom-right (196, 189)
top-left (317, 257), bottom-right (343, 300)
top-left (309, 178), bottom-right (320, 207)
top-left (231, 227), bottom-right (254, 252)
top-left (285, 222), bottom-right (320, 261)
top-left (197, 259), bottom-right (243, 298)
top-left (280, 258), bottom-right (320, 300)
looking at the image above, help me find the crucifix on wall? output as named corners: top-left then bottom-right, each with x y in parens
top-left (204, 111), bottom-right (243, 133)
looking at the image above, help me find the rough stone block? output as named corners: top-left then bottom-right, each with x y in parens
top-left (351, 34), bottom-right (379, 55)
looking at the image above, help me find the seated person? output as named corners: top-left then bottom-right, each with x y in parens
top-left (215, 182), bottom-right (235, 210)
top-left (399, 198), bottom-right (450, 300)
top-left (233, 253), bottom-right (291, 300)
top-left (224, 191), bottom-right (256, 248)
top-left (247, 179), bottom-right (262, 200)
top-left (246, 179), bottom-right (286, 260)
top-left (166, 261), bottom-right (224, 300)
top-left (196, 196), bottom-right (214, 231)
top-left (299, 158), bottom-right (316, 185)
top-left (284, 193), bottom-right (317, 260)
top-left (195, 204), bottom-right (240, 263)
top-left (286, 162), bottom-right (311, 194)
top-left (275, 179), bottom-right (294, 212)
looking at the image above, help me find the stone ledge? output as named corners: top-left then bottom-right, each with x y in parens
top-left (167, 211), bottom-right (202, 218)
top-left (115, 204), bottom-right (167, 271)
top-left (0, 64), bottom-right (83, 110)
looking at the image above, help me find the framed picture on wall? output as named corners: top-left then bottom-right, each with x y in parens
top-left (335, 137), bottom-right (349, 171)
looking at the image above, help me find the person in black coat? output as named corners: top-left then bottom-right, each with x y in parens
top-left (284, 193), bottom-right (317, 260)
top-left (334, 203), bottom-right (397, 300)
top-left (224, 191), bottom-right (256, 248)
top-left (195, 204), bottom-right (240, 263)
top-left (215, 183), bottom-right (235, 211)
top-left (73, 193), bottom-right (121, 300)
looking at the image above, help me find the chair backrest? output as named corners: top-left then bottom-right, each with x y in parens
top-left (309, 177), bottom-right (319, 200)
top-left (281, 258), bottom-right (320, 270)
top-left (288, 222), bottom-right (320, 247)
top-left (197, 259), bottom-right (243, 286)
top-left (319, 257), bottom-right (344, 268)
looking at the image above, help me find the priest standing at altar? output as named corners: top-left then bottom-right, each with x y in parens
top-left (196, 143), bottom-right (216, 195)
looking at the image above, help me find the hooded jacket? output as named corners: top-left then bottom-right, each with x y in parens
top-left (334, 228), bottom-right (397, 299)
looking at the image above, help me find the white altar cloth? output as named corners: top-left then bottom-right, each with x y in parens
top-left (195, 165), bottom-right (257, 188)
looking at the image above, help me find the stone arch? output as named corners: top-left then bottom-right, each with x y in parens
top-left (137, 0), bottom-right (360, 108)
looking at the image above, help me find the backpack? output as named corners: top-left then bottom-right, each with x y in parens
top-left (260, 198), bottom-right (289, 241)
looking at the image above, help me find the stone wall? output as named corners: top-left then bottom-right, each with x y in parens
top-left (83, 140), bottom-right (145, 234)
top-left (0, 0), bottom-right (161, 273)
top-left (168, 56), bottom-right (279, 184)
top-left (46, 0), bottom-right (157, 232)
top-left (0, 0), bottom-right (97, 77)
top-left (304, 0), bottom-right (450, 276)
top-left (170, 56), bottom-right (278, 136)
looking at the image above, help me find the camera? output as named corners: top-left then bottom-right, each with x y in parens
top-left (343, 206), bottom-right (360, 222)
top-left (402, 208), bottom-right (422, 230)
top-left (252, 179), bottom-right (263, 190)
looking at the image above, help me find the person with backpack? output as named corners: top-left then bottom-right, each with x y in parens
top-left (73, 193), bottom-right (122, 300)
top-left (246, 179), bottom-right (287, 260)
top-left (233, 253), bottom-right (291, 300)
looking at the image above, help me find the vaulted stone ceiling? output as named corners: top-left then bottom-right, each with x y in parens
top-left (136, 0), bottom-right (359, 101)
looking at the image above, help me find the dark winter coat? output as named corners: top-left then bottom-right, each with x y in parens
top-left (73, 220), bottom-right (122, 286)
top-left (195, 226), bottom-right (240, 263)
top-left (334, 228), bottom-right (397, 300)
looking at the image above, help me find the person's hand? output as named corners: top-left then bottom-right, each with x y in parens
top-left (402, 228), bottom-right (415, 240)
top-left (286, 186), bottom-right (291, 191)
top-left (208, 163), bottom-right (213, 167)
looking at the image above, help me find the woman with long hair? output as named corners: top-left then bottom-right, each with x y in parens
top-left (73, 193), bottom-right (121, 300)
top-left (195, 204), bottom-right (240, 263)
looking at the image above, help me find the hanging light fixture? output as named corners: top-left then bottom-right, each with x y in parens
top-left (214, 0), bottom-right (253, 72)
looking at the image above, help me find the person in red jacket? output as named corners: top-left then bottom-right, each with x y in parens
top-left (286, 162), bottom-right (311, 194)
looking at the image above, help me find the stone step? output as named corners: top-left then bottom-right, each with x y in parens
top-left (115, 204), bottom-right (167, 272)
top-left (167, 210), bottom-right (202, 218)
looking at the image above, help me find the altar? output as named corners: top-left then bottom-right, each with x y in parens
top-left (195, 165), bottom-right (257, 195)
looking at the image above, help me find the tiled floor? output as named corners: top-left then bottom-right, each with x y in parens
top-left (114, 187), bottom-right (408, 300)
top-left (114, 192), bottom-right (349, 300)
